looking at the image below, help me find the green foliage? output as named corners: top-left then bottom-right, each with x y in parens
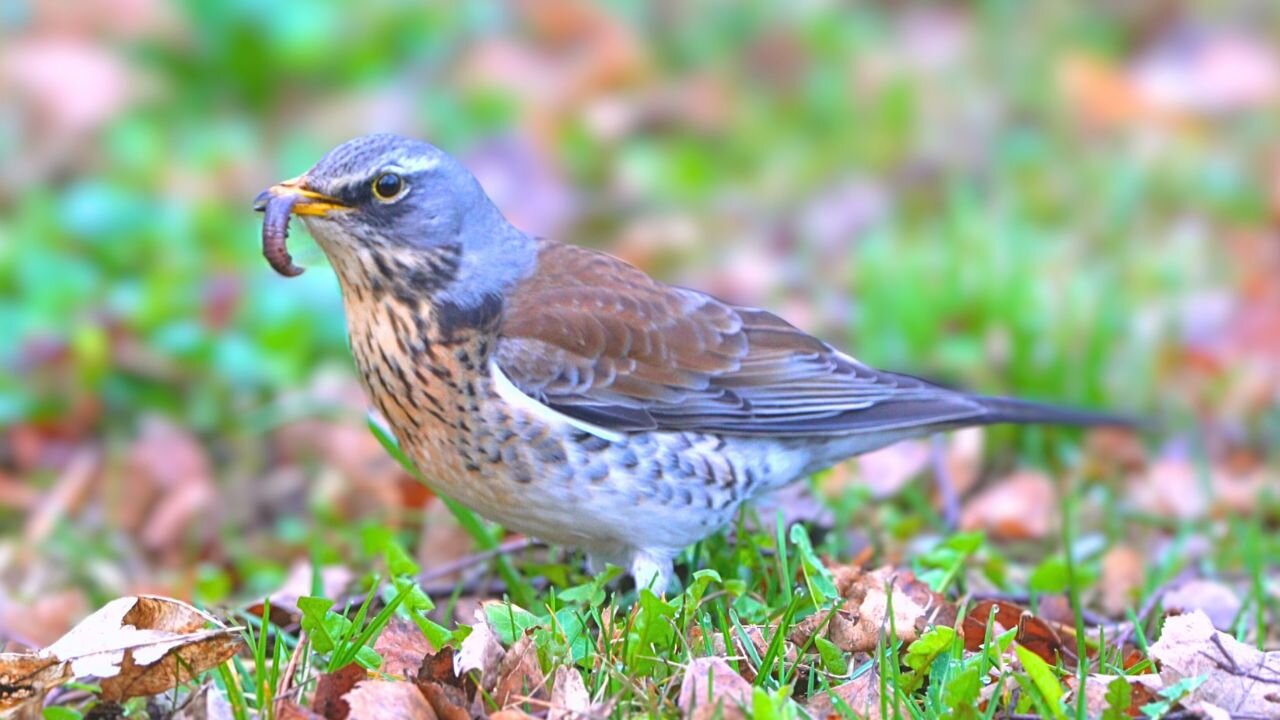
top-left (1013, 645), bottom-right (1067, 720)
top-left (789, 523), bottom-right (838, 609)
top-left (1140, 675), bottom-right (1208, 719)
top-left (1102, 676), bottom-right (1132, 720)
top-left (915, 532), bottom-right (985, 592)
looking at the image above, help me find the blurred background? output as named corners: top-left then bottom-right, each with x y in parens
top-left (2, 0), bottom-right (1278, 645)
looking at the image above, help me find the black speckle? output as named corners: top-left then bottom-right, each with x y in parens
top-left (434, 292), bottom-right (503, 345)
top-left (575, 432), bottom-right (612, 452)
top-left (534, 439), bottom-right (567, 465)
top-left (618, 449), bottom-right (639, 468)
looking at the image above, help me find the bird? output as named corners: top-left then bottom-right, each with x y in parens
top-left (254, 133), bottom-right (1130, 591)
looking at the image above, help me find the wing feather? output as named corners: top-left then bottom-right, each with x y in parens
top-left (496, 240), bottom-right (988, 437)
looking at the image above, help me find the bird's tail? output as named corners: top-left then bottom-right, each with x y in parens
top-left (974, 395), bottom-right (1142, 429)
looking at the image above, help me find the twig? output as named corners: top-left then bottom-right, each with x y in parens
top-left (420, 574), bottom-right (550, 600)
top-left (418, 537), bottom-right (542, 584)
top-left (930, 434), bottom-right (960, 530)
top-left (1114, 579), bottom-right (1174, 650)
top-left (276, 629), bottom-right (307, 710)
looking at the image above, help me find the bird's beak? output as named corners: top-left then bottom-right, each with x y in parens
top-left (252, 176), bottom-right (349, 216)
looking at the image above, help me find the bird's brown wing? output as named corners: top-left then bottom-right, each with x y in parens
top-left (495, 241), bottom-right (989, 437)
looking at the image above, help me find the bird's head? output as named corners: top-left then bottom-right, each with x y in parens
top-left (254, 134), bottom-right (533, 300)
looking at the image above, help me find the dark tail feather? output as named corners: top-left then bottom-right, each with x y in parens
top-left (975, 396), bottom-right (1144, 430)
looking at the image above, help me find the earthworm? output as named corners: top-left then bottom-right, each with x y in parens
top-left (258, 193), bottom-right (305, 277)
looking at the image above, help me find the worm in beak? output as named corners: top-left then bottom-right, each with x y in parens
top-left (254, 191), bottom-right (306, 277)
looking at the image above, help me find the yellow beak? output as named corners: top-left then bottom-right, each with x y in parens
top-left (252, 176), bottom-right (350, 216)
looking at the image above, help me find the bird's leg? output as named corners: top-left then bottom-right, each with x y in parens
top-left (629, 551), bottom-right (677, 595)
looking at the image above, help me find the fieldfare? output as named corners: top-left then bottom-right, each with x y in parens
top-left (255, 134), bottom-right (1127, 590)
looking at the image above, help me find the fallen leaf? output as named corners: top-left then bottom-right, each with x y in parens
top-left (493, 634), bottom-right (545, 709)
top-left (0, 589), bottom-right (89, 649)
top-left (959, 470), bottom-right (1056, 540)
top-left (415, 647), bottom-right (475, 720)
top-left (2, 36), bottom-right (137, 134)
top-left (805, 670), bottom-right (895, 720)
top-left (821, 566), bottom-right (957, 654)
top-left (42, 595), bottom-right (241, 702)
top-left (313, 663), bottom-right (366, 720)
top-left (678, 657), bottom-right (752, 720)
top-left (962, 600), bottom-right (1073, 665)
top-left (1128, 456), bottom-right (1207, 520)
top-left (1084, 427), bottom-right (1148, 476)
top-left (454, 608), bottom-right (505, 692)
top-left (1149, 610), bottom-right (1280, 717)
top-left (1068, 673), bottom-right (1162, 719)
top-left (343, 680), bottom-right (436, 720)
top-left (489, 710), bottom-right (538, 720)
top-left (118, 416), bottom-right (218, 557)
top-left (942, 427), bottom-right (985, 498)
top-left (1100, 546), bottom-right (1145, 617)
top-left (1163, 580), bottom-right (1242, 632)
top-left (373, 617), bottom-right (433, 679)
top-left (23, 447), bottom-right (99, 549)
top-left (0, 653), bottom-right (72, 713)
top-left (278, 701), bottom-right (325, 720)
top-left (417, 497), bottom-right (477, 583)
top-left (855, 439), bottom-right (930, 499)
top-left (548, 666), bottom-right (591, 720)
top-left (250, 562), bottom-right (355, 627)
top-left (695, 624), bottom-right (796, 684)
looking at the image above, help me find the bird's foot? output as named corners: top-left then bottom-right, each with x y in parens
top-left (629, 551), bottom-right (677, 596)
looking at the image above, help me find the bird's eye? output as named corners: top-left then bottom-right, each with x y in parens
top-left (372, 172), bottom-right (405, 200)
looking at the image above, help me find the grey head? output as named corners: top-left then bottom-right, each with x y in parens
top-left (263, 133), bottom-right (536, 304)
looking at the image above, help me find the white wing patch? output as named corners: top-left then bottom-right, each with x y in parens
top-left (489, 358), bottom-right (627, 444)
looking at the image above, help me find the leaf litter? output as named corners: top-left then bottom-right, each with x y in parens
top-left (0, 595), bottom-right (241, 713)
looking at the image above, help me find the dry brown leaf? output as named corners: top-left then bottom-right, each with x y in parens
top-left (1068, 673), bottom-right (1162, 718)
top-left (493, 634), bottom-right (545, 709)
top-left (313, 662), bottom-right (366, 720)
top-left (41, 595), bottom-right (241, 702)
top-left (942, 427), bottom-right (985, 498)
top-left (117, 416), bottom-right (218, 558)
top-left (959, 470), bottom-right (1056, 540)
top-left (455, 607), bottom-right (505, 691)
top-left (0, 589), bottom-right (90, 649)
top-left (1084, 427), bottom-right (1148, 476)
top-left (23, 447), bottom-right (99, 549)
top-left (1150, 611), bottom-right (1280, 717)
top-left (0, 653), bottom-right (72, 713)
top-left (373, 617), bottom-right (433, 679)
top-left (418, 497), bottom-right (477, 583)
top-left (962, 600), bottom-right (1073, 666)
top-left (1128, 457), bottom-right (1207, 520)
top-left (250, 562), bottom-right (355, 627)
top-left (548, 665), bottom-right (591, 720)
top-left (1163, 580), bottom-right (1242, 632)
top-left (823, 566), bottom-right (957, 654)
top-left (343, 680), bottom-right (437, 720)
top-left (1100, 546), bottom-right (1145, 617)
top-left (277, 700), bottom-right (325, 720)
top-left (854, 439), bottom-right (930, 499)
top-left (678, 657), bottom-right (753, 720)
top-left (805, 670), bottom-right (897, 720)
top-left (489, 710), bottom-right (538, 720)
top-left (416, 647), bottom-right (476, 720)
